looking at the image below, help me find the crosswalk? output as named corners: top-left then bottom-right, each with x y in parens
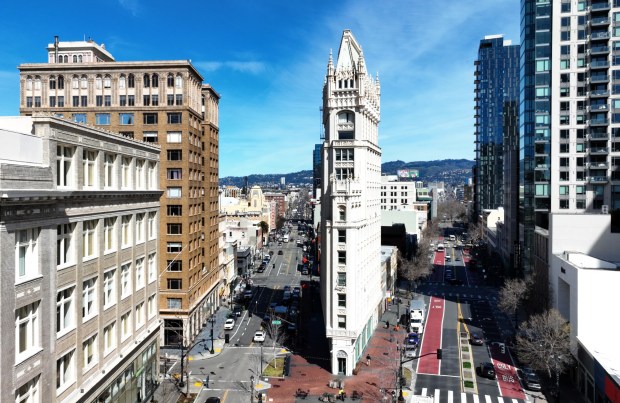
top-left (418, 388), bottom-right (529, 403)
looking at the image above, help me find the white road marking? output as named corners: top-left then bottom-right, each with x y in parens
top-left (485, 395), bottom-right (493, 403)
top-left (461, 392), bottom-right (467, 402)
top-left (421, 387), bottom-right (428, 396)
top-left (447, 390), bottom-right (453, 403)
top-left (473, 394), bottom-right (480, 403)
top-left (497, 397), bottom-right (505, 403)
top-left (434, 389), bottom-right (440, 403)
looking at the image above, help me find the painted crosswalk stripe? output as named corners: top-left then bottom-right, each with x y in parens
top-left (473, 394), bottom-right (480, 403)
top-left (447, 390), bottom-right (453, 403)
top-left (434, 389), bottom-right (440, 403)
top-left (497, 397), bottom-right (505, 403)
top-left (485, 395), bottom-right (493, 403)
top-left (512, 400), bottom-right (519, 403)
top-left (422, 388), bottom-right (428, 396)
top-left (461, 392), bottom-right (467, 403)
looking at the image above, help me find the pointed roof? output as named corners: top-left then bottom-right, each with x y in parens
top-left (335, 30), bottom-right (368, 75)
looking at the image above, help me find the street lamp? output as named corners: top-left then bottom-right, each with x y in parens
top-left (250, 375), bottom-right (255, 403)
top-left (208, 317), bottom-right (216, 354)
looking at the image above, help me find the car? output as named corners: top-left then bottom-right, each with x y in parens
top-left (233, 305), bottom-right (243, 317)
top-left (455, 255), bottom-right (461, 261)
top-left (287, 323), bottom-right (297, 332)
top-left (469, 331), bottom-right (484, 346)
top-left (301, 268), bottom-right (309, 275)
top-left (445, 254), bottom-right (451, 261)
top-left (283, 285), bottom-right (291, 292)
top-left (244, 290), bottom-right (253, 299)
top-left (256, 266), bottom-right (265, 273)
top-left (477, 362), bottom-right (496, 379)
top-left (262, 313), bottom-right (271, 323)
top-left (224, 318), bottom-right (235, 330)
top-left (278, 250), bottom-right (283, 255)
top-left (293, 286), bottom-right (301, 295)
top-left (253, 331), bottom-right (266, 342)
top-left (522, 372), bottom-right (542, 391)
top-left (405, 333), bottom-right (420, 346)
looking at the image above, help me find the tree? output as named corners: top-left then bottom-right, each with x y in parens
top-left (515, 309), bottom-right (573, 399)
top-left (258, 220), bottom-right (269, 242)
top-left (467, 220), bottom-right (485, 245)
top-left (398, 242), bottom-right (432, 292)
top-left (498, 278), bottom-right (530, 327)
top-left (437, 198), bottom-right (466, 222)
top-left (263, 314), bottom-right (288, 368)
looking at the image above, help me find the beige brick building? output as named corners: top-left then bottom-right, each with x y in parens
top-left (19, 37), bottom-right (221, 347)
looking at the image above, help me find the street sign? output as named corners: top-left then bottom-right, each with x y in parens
top-left (271, 320), bottom-right (281, 325)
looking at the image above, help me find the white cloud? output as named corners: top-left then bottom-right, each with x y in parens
top-left (118, 0), bottom-right (140, 16)
top-left (194, 60), bottom-right (266, 74)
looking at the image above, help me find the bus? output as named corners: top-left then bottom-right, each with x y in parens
top-left (436, 243), bottom-right (445, 252)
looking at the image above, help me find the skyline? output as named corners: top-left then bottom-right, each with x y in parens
top-left (0, 0), bottom-right (519, 177)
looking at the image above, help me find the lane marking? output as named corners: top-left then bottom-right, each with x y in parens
top-left (473, 395), bottom-right (480, 403)
top-left (485, 395), bottom-right (493, 403)
top-left (447, 390), bottom-right (453, 403)
top-left (434, 389), bottom-right (440, 403)
top-left (497, 397), bottom-right (505, 403)
top-left (422, 387), bottom-right (428, 396)
top-left (461, 392), bottom-right (467, 403)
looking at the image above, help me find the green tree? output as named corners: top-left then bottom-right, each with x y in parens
top-left (258, 221), bottom-right (269, 238)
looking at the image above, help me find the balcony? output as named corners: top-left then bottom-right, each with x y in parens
top-left (589, 147), bottom-right (609, 154)
top-left (590, 60), bottom-right (610, 69)
top-left (535, 134), bottom-right (550, 142)
top-left (588, 131), bottom-right (609, 140)
top-left (587, 161), bottom-right (609, 169)
top-left (535, 164), bottom-right (550, 170)
top-left (589, 89), bottom-right (610, 97)
top-left (590, 2), bottom-right (611, 12)
top-left (589, 45), bottom-right (610, 55)
top-left (588, 176), bottom-right (609, 183)
top-left (589, 31), bottom-right (610, 41)
top-left (587, 104), bottom-right (609, 112)
top-left (588, 118), bottom-right (609, 126)
top-left (590, 74), bottom-right (609, 83)
top-left (590, 17), bottom-right (611, 26)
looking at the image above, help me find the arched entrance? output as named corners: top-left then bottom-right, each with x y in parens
top-left (336, 350), bottom-right (348, 375)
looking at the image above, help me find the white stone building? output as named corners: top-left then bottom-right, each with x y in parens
top-left (319, 30), bottom-right (383, 375)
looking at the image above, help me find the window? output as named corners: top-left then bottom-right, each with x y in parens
top-left (82, 220), bottom-right (97, 260)
top-left (338, 206), bottom-right (346, 221)
top-left (73, 113), bottom-right (86, 123)
top-left (26, 97), bottom-right (33, 108)
top-left (119, 95), bottom-right (126, 106)
top-left (143, 113), bottom-right (158, 124)
top-left (128, 95), bottom-right (135, 106)
top-left (95, 113), bottom-right (110, 125)
top-left (103, 269), bottom-right (116, 308)
top-left (576, 185), bottom-right (585, 195)
top-left (560, 157), bottom-right (569, 167)
top-left (167, 74), bottom-right (174, 87)
top-left (167, 113), bottom-right (182, 124)
top-left (168, 261), bottom-right (182, 271)
top-left (167, 150), bottom-right (182, 160)
top-left (559, 186), bottom-right (569, 196)
top-left (33, 96), bottom-right (41, 107)
top-left (56, 350), bottom-right (75, 390)
top-left (96, 95), bottom-right (103, 107)
top-left (121, 157), bottom-right (132, 189)
top-left (337, 272), bottom-right (346, 287)
top-left (82, 149), bottom-right (97, 187)
top-left (560, 59), bottom-right (570, 69)
top-left (55, 224), bottom-right (75, 268)
top-left (560, 143), bottom-right (569, 153)
top-left (83, 334), bottom-right (97, 368)
top-left (337, 251), bottom-right (346, 264)
top-left (167, 242), bottom-right (183, 253)
top-left (135, 302), bottom-right (145, 328)
top-left (167, 298), bottom-right (182, 309)
top-left (103, 322), bottom-right (116, 354)
top-left (101, 217), bottom-right (116, 253)
top-left (135, 257), bottom-right (145, 290)
top-left (15, 302), bottom-right (39, 359)
top-left (148, 212), bottom-right (157, 240)
top-left (152, 74), bottom-right (159, 88)
top-left (560, 171), bottom-right (569, 181)
top-left (136, 213), bottom-right (145, 243)
top-left (576, 199), bottom-right (586, 209)
top-left (143, 131), bottom-right (158, 142)
top-left (143, 74), bottom-right (150, 88)
top-left (338, 294), bottom-right (346, 308)
top-left (167, 131), bottom-right (182, 143)
top-left (121, 262), bottom-right (132, 299)
top-left (119, 113), bottom-right (134, 125)
top-left (167, 279), bottom-right (182, 289)
top-left (147, 295), bottom-right (156, 318)
top-left (167, 205), bottom-right (182, 216)
top-left (143, 95), bottom-right (150, 106)
top-left (337, 315), bottom-right (346, 329)
top-left (121, 311), bottom-right (131, 339)
top-left (56, 145), bottom-right (74, 187)
top-left (152, 94), bottom-right (159, 106)
top-left (335, 168), bottom-right (354, 180)
top-left (104, 153), bottom-right (115, 188)
top-left (147, 162), bottom-right (157, 190)
top-left (16, 228), bottom-right (40, 280)
top-left (128, 74), bottom-right (135, 88)
top-left (559, 199), bottom-right (569, 209)
top-left (167, 168), bottom-right (182, 180)
top-left (56, 287), bottom-right (75, 334)
top-left (167, 94), bottom-right (174, 106)
top-left (175, 75), bottom-right (182, 88)
top-left (121, 215), bottom-right (132, 247)
top-left (338, 230), bottom-right (346, 243)
top-left (167, 223), bottom-right (182, 235)
top-left (58, 96), bottom-right (64, 107)
top-left (167, 187), bottom-right (182, 198)
top-left (175, 94), bottom-right (183, 105)
top-left (148, 253), bottom-right (157, 283)
top-left (15, 375), bottom-right (40, 403)
top-left (335, 148), bottom-right (354, 161)
top-left (82, 277), bottom-right (97, 320)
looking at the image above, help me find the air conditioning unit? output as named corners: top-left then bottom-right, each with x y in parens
top-left (602, 204), bottom-right (609, 214)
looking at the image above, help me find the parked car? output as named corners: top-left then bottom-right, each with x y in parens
top-left (233, 305), bottom-right (243, 317)
top-left (518, 368), bottom-right (542, 391)
top-left (244, 290), bottom-right (253, 299)
top-left (278, 250), bottom-right (283, 255)
top-left (469, 331), bottom-right (484, 346)
top-left (293, 286), bottom-right (301, 295)
top-left (283, 286), bottom-right (291, 292)
top-left (253, 331), bottom-right (266, 342)
top-left (224, 318), bottom-right (235, 330)
top-left (477, 362), bottom-right (496, 379)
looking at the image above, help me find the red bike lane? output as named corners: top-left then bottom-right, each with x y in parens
top-left (416, 296), bottom-right (444, 374)
top-left (490, 343), bottom-right (526, 400)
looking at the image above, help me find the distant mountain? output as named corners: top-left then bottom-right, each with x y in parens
top-left (219, 159), bottom-right (474, 188)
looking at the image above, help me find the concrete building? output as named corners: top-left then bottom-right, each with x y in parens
top-left (320, 30), bottom-right (383, 375)
top-left (0, 115), bottom-right (161, 402)
top-left (18, 37), bottom-right (221, 348)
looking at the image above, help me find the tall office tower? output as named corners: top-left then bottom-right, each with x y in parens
top-left (19, 38), bottom-right (221, 347)
top-left (473, 35), bottom-right (519, 219)
top-left (320, 30), bottom-right (382, 376)
top-left (313, 143), bottom-right (323, 198)
top-left (0, 115), bottom-right (160, 402)
top-left (519, 0), bottom-right (552, 284)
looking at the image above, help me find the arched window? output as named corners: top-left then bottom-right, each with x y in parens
top-left (143, 74), bottom-right (150, 88)
top-left (338, 111), bottom-right (354, 123)
top-left (58, 75), bottom-right (64, 89)
top-left (96, 76), bottom-right (103, 89)
top-left (175, 75), bottom-right (182, 88)
top-left (128, 74), bottom-right (135, 88)
top-left (78, 55), bottom-right (82, 63)
top-left (58, 56), bottom-right (63, 64)
top-left (72, 76), bottom-right (79, 89)
top-left (349, 79), bottom-right (354, 88)
top-left (34, 76), bottom-right (41, 90)
top-left (119, 75), bottom-right (126, 89)
top-left (167, 74), bottom-right (174, 87)
top-left (49, 76), bottom-right (56, 90)
top-left (80, 75), bottom-right (88, 89)
top-left (73, 55), bottom-right (78, 63)
top-left (152, 74), bottom-right (159, 88)
top-left (63, 55), bottom-right (68, 63)
top-left (104, 75), bottom-right (111, 88)
top-left (26, 77), bottom-right (33, 91)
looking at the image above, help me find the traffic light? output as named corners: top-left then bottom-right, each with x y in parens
top-left (437, 349), bottom-right (442, 359)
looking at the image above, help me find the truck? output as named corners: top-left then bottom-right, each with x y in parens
top-left (409, 299), bottom-right (426, 334)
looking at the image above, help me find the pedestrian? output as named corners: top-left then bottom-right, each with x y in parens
top-left (366, 354), bottom-right (371, 366)
top-left (338, 388), bottom-right (345, 401)
top-left (385, 320), bottom-right (390, 329)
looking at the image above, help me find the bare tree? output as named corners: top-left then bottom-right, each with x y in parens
top-left (263, 315), bottom-right (288, 369)
top-left (437, 199), bottom-right (466, 222)
top-left (398, 244), bottom-right (431, 293)
top-left (498, 278), bottom-right (530, 327)
top-left (467, 221), bottom-right (485, 245)
top-left (515, 309), bottom-right (573, 398)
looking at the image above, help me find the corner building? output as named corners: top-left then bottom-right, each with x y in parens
top-left (320, 30), bottom-right (383, 375)
top-left (19, 38), bottom-right (221, 347)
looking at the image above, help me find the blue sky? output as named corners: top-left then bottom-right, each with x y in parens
top-left (0, 0), bottom-right (519, 177)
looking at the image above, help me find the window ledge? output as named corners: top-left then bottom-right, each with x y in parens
top-left (15, 274), bottom-right (43, 286)
top-left (15, 347), bottom-right (43, 365)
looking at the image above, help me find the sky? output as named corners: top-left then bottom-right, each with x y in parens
top-left (0, 0), bottom-right (519, 178)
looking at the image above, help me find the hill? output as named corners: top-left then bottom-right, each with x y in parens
top-left (219, 159), bottom-right (474, 188)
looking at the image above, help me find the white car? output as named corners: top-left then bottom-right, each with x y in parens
top-left (224, 318), bottom-right (235, 330)
top-left (253, 331), bottom-right (266, 342)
